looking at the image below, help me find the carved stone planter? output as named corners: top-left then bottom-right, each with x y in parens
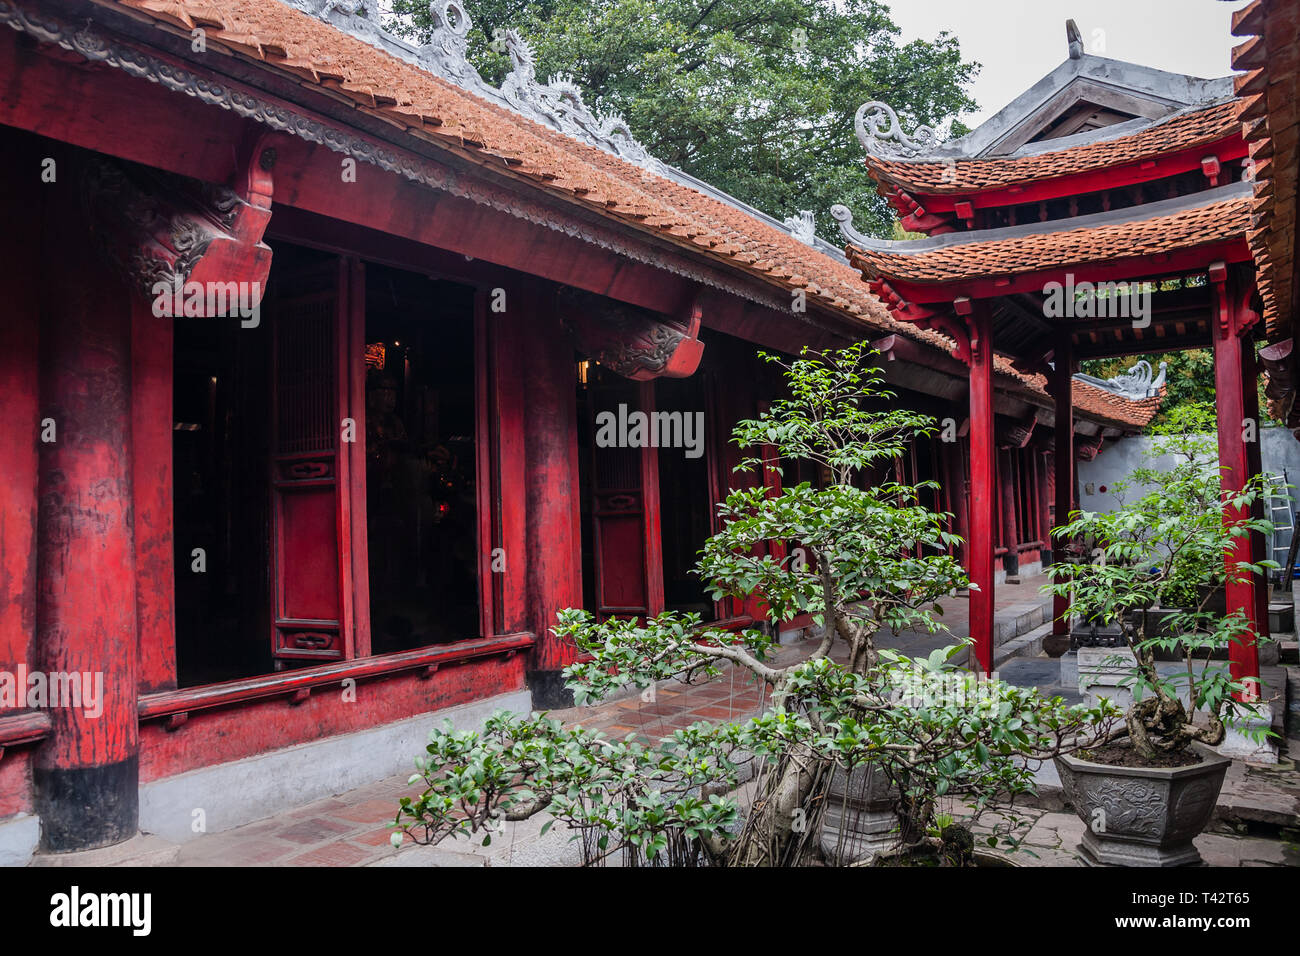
top-left (1055, 746), bottom-right (1229, 866)
top-left (819, 764), bottom-right (901, 865)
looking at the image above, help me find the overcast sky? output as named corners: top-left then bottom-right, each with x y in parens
top-left (886, 0), bottom-right (1252, 127)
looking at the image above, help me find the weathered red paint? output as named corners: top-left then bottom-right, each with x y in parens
top-left (131, 298), bottom-right (178, 693)
top-left (0, 138), bottom-right (40, 696)
top-left (523, 293), bottom-right (585, 671)
top-left (34, 208), bottom-right (138, 774)
top-left (139, 649), bottom-right (528, 780)
top-left (639, 380), bottom-right (667, 618)
top-left (491, 291), bottom-right (530, 634)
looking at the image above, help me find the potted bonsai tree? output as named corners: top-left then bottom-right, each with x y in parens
top-left (1045, 412), bottom-right (1277, 866)
top-left (393, 343), bottom-right (1119, 866)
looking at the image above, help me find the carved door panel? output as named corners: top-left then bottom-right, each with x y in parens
top-left (586, 380), bottom-right (662, 620)
top-left (269, 259), bottom-right (357, 664)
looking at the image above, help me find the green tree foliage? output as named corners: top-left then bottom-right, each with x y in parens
top-left (394, 345), bottom-right (1116, 866)
top-left (1045, 417), bottom-right (1275, 760)
top-left (388, 0), bottom-right (978, 241)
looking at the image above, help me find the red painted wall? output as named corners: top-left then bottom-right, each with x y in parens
top-left (138, 654), bottom-right (526, 780)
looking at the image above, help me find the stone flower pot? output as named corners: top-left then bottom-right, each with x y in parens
top-left (819, 764), bottom-right (901, 865)
top-left (1054, 745), bottom-right (1229, 866)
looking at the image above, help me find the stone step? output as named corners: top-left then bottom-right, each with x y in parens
top-left (29, 833), bottom-right (180, 867)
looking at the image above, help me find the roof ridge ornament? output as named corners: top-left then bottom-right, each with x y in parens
top-left (1066, 19), bottom-right (1084, 60)
top-left (498, 29), bottom-right (665, 172)
top-left (854, 101), bottom-right (941, 158)
top-left (782, 210), bottom-right (816, 245)
top-left (1077, 359), bottom-right (1167, 399)
top-left (279, 0), bottom-right (664, 173)
top-left (828, 204), bottom-right (873, 247)
top-left (418, 1), bottom-right (479, 85)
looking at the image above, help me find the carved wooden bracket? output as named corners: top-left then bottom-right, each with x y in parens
top-left (866, 279), bottom-right (975, 364)
top-left (82, 132), bottom-right (276, 314)
top-left (559, 287), bottom-right (704, 381)
top-left (1075, 434), bottom-right (1104, 462)
top-left (998, 410), bottom-right (1041, 449)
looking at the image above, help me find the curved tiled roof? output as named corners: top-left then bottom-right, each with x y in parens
top-left (848, 192), bottom-right (1251, 284)
top-left (110, 0), bottom-right (898, 325)
top-left (864, 99), bottom-right (1243, 196)
top-left (86, 0), bottom-right (1158, 430)
top-left (1072, 380), bottom-right (1163, 430)
top-left (1231, 0), bottom-right (1297, 344)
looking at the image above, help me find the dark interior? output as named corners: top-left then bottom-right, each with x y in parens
top-left (364, 264), bottom-right (479, 653)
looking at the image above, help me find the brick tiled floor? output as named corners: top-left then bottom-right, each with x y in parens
top-left (169, 579), bottom-right (1056, 867)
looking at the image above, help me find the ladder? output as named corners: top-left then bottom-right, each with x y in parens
top-left (1264, 470), bottom-right (1297, 589)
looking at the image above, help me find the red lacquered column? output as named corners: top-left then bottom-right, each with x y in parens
top-left (33, 226), bottom-right (139, 851)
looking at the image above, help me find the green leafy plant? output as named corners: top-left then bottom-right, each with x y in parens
top-left (1045, 410), bottom-right (1277, 761)
top-left (396, 343), bottom-right (1118, 865)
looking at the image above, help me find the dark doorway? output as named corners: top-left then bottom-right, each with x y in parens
top-left (655, 374), bottom-right (717, 620)
top-left (172, 246), bottom-right (340, 685)
top-left (364, 265), bottom-right (479, 653)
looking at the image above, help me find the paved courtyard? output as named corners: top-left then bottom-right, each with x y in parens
top-left (117, 576), bottom-right (1297, 867)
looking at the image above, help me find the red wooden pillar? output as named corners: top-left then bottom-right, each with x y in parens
top-left (639, 379), bottom-right (666, 619)
top-left (34, 226), bottom-right (139, 851)
top-left (999, 449), bottom-right (1020, 579)
top-left (479, 287), bottom-right (528, 637)
top-left (1047, 334), bottom-right (1075, 655)
top-left (964, 300), bottom-right (995, 675)
top-left (1210, 264), bottom-right (1260, 695)
top-left (0, 155), bottom-right (40, 700)
top-left (131, 298), bottom-right (178, 692)
top-left (1242, 343), bottom-right (1270, 640)
top-left (523, 291), bottom-right (585, 707)
top-left (942, 413), bottom-right (969, 562)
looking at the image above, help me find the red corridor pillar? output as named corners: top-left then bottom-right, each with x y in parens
top-left (522, 291), bottom-right (584, 708)
top-left (34, 226), bottom-right (140, 851)
top-left (1210, 264), bottom-right (1260, 696)
top-left (965, 301), bottom-right (995, 675)
top-left (1047, 334), bottom-right (1075, 656)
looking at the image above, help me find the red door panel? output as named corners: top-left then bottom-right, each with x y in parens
top-left (269, 260), bottom-right (354, 664)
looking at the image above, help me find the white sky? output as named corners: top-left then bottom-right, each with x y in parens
top-left (886, 0), bottom-right (1253, 127)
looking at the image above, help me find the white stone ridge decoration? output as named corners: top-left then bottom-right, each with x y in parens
top-left (278, 0), bottom-right (666, 175)
top-left (1073, 360), bottom-right (1167, 400)
top-left (854, 101), bottom-right (942, 159)
top-left (783, 210), bottom-right (816, 245)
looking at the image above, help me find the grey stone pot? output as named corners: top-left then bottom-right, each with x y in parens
top-left (818, 764), bottom-right (901, 865)
top-left (1054, 745), bottom-right (1229, 866)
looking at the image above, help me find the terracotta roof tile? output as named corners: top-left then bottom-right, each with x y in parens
top-left (1072, 380), bottom-right (1164, 429)
top-left (98, 0), bottom-right (1137, 428)
top-left (847, 194), bottom-right (1251, 284)
top-left (864, 100), bottom-right (1243, 195)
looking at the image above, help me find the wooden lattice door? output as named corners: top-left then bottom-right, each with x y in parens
top-left (268, 258), bottom-right (360, 665)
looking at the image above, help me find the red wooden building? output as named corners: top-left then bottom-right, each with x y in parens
top-left (0, 0), bottom-right (1175, 861)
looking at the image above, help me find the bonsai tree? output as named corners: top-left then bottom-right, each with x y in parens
top-left (1045, 404), bottom-right (1277, 762)
top-left (394, 343), bottom-right (1118, 865)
